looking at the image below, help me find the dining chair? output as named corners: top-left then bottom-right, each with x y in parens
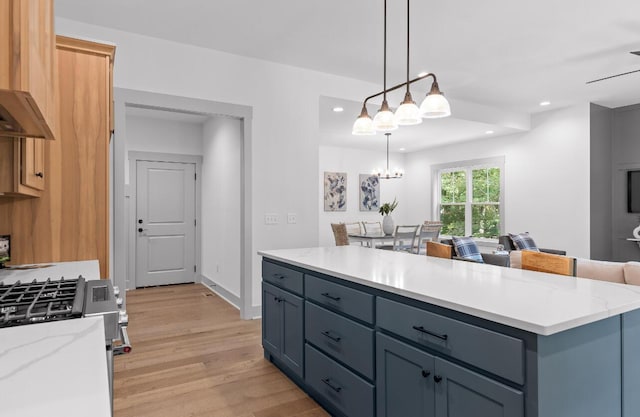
top-left (391, 225), bottom-right (420, 252)
top-left (426, 241), bottom-right (453, 259)
top-left (330, 223), bottom-right (350, 246)
top-left (344, 222), bottom-right (363, 235)
top-left (521, 250), bottom-right (576, 276)
top-left (414, 221), bottom-right (442, 254)
top-left (362, 221), bottom-right (382, 234)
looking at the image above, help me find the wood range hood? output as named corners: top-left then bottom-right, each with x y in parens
top-left (0, 89), bottom-right (55, 140)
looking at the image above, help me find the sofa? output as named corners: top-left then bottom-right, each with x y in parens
top-left (509, 250), bottom-right (640, 285)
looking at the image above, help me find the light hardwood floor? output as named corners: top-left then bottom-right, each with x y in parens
top-left (114, 283), bottom-right (328, 417)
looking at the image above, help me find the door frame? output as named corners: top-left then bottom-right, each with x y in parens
top-left (128, 152), bottom-right (202, 289)
top-left (113, 88), bottom-right (254, 319)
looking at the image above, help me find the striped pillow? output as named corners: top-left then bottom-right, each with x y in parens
top-left (451, 236), bottom-right (484, 263)
top-left (509, 232), bottom-right (539, 252)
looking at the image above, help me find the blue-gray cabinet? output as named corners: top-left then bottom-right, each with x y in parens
top-left (261, 257), bottom-right (639, 417)
top-left (262, 281), bottom-right (303, 378)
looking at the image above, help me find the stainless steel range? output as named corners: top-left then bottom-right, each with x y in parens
top-left (0, 276), bottom-right (131, 414)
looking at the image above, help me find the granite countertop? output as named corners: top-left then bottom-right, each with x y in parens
top-left (0, 260), bottom-right (101, 285)
top-left (259, 246), bottom-right (640, 335)
top-left (0, 316), bottom-right (111, 417)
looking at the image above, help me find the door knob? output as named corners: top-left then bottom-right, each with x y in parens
top-left (138, 228), bottom-right (147, 233)
top-left (433, 375), bottom-right (443, 383)
top-left (421, 370), bottom-right (431, 378)
top-left (35, 172), bottom-right (44, 178)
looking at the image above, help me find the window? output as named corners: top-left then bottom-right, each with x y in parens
top-left (435, 159), bottom-right (503, 239)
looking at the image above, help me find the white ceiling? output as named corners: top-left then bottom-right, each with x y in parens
top-left (56, 0), bottom-right (640, 150)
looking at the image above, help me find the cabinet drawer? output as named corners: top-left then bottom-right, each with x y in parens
top-left (305, 344), bottom-right (374, 417)
top-left (305, 274), bottom-right (374, 324)
top-left (262, 260), bottom-right (303, 296)
top-left (377, 297), bottom-right (524, 385)
top-left (305, 302), bottom-right (374, 380)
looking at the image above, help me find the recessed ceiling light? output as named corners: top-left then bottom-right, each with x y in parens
top-left (539, 101), bottom-right (551, 106)
top-left (399, 147), bottom-right (406, 151)
top-left (332, 107), bottom-right (344, 112)
top-left (485, 130), bottom-right (494, 134)
top-left (417, 71), bottom-right (429, 77)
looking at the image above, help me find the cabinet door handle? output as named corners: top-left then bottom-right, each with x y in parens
top-left (321, 292), bottom-right (341, 301)
top-left (35, 172), bottom-right (44, 178)
top-left (321, 330), bottom-right (341, 342)
top-left (412, 325), bottom-right (448, 341)
top-left (421, 369), bottom-right (431, 378)
top-left (273, 274), bottom-right (285, 280)
top-left (321, 378), bottom-right (342, 393)
top-left (273, 296), bottom-right (283, 302)
top-left (433, 375), bottom-right (443, 383)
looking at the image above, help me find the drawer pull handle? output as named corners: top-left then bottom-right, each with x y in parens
top-left (412, 325), bottom-right (448, 341)
top-left (321, 292), bottom-right (341, 301)
top-left (421, 369), bottom-right (431, 378)
top-left (321, 330), bottom-right (341, 342)
top-left (273, 274), bottom-right (285, 279)
top-left (433, 375), bottom-right (443, 383)
top-left (321, 378), bottom-right (342, 393)
top-left (273, 296), bottom-right (283, 303)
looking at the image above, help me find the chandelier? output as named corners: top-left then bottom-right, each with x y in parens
top-left (373, 133), bottom-right (403, 179)
top-left (352, 0), bottom-right (451, 135)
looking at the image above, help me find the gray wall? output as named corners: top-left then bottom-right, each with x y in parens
top-left (611, 104), bottom-right (640, 262)
top-left (590, 104), bottom-right (613, 260)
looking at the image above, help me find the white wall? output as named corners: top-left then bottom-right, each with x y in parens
top-left (56, 18), bottom-right (381, 310)
top-left (201, 117), bottom-right (242, 298)
top-left (124, 115), bottom-right (204, 183)
top-left (318, 146), bottom-right (407, 247)
top-left (404, 104), bottom-right (591, 258)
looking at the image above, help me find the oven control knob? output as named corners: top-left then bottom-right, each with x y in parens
top-left (116, 297), bottom-right (124, 307)
top-left (113, 286), bottom-right (120, 297)
top-left (119, 311), bottom-right (129, 325)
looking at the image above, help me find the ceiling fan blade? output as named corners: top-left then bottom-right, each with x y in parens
top-left (586, 68), bottom-right (640, 84)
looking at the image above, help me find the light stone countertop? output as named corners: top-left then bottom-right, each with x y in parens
top-left (259, 246), bottom-right (640, 335)
top-left (0, 260), bottom-right (101, 285)
top-left (0, 316), bottom-right (111, 417)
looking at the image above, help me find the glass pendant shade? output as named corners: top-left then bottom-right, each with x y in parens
top-left (373, 100), bottom-right (398, 132)
top-left (420, 82), bottom-right (451, 118)
top-left (395, 93), bottom-right (423, 125)
top-left (352, 115), bottom-right (376, 135)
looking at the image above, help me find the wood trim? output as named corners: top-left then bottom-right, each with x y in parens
top-left (426, 241), bottom-right (453, 259)
top-left (55, 35), bottom-right (115, 60)
top-left (521, 250), bottom-right (576, 277)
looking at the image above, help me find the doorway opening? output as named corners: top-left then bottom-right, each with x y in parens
top-left (113, 89), bottom-right (254, 318)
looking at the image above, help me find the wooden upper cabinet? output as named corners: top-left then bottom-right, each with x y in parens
top-left (0, 0), bottom-right (56, 140)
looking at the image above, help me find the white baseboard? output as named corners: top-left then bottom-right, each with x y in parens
top-left (200, 274), bottom-right (262, 319)
top-left (200, 274), bottom-right (241, 310)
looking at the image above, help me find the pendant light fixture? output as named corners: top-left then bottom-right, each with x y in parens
top-left (371, 0), bottom-right (398, 132)
top-left (394, 0), bottom-right (422, 126)
top-left (352, 0), bottom-right (451, 135)
top-left (373, 133), bottom-right (403, 179)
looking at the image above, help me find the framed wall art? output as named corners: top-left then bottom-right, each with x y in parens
top-left (324, 171), bottom-right (347, 211)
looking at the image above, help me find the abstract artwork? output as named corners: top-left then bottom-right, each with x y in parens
top-left (359, 174), bottom-right (380, 211)
top-left (324, 172), bottom-right (347, 211)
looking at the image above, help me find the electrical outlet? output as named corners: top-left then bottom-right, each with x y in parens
top-left (287, 213), bottom-right (297, 224)
top-left (264, 213), bottom-right (278, 225)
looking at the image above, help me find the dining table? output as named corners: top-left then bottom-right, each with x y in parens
top-left (348, 231), bottom-right (394, 248)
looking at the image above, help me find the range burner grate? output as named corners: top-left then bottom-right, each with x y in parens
top-left (0, 277), bottom-right (86, 327)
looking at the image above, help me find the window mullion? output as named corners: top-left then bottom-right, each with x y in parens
top-left (465, 168), bottom-right (472, 236)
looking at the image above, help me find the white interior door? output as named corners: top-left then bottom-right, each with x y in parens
top-left (136, 161), bottom-right (196, 287)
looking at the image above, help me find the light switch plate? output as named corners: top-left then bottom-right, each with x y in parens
top-left (265, 213), bottom-right (278, 225)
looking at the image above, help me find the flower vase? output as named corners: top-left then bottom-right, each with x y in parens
top-left (382, 215), bottom-right (394, 235)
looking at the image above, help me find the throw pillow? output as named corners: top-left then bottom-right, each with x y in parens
top-left (451, 236), bottom-right (484, 263)
top-left (509, 232), bottom-right (540, 252)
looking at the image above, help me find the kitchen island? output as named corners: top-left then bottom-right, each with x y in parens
top-left (259, 246), bottom-right (640, 417)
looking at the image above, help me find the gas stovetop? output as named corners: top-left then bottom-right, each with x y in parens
top-left (0, 277), bottom-right (86, 327)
